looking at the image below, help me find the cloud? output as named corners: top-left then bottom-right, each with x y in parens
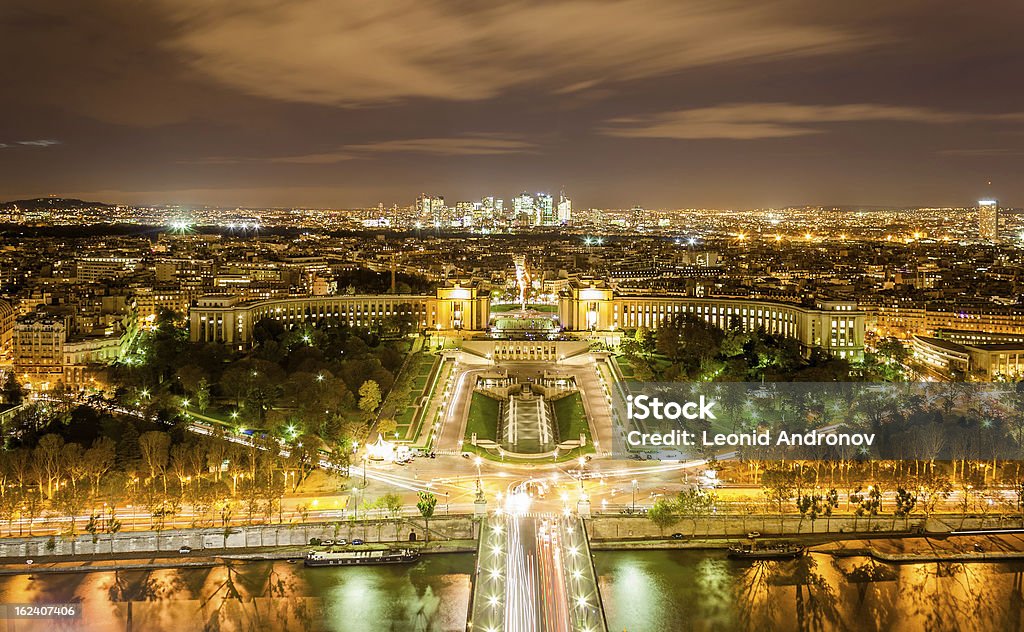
top-left (602, 103), bottom-right (1018, 140)
top-left (154, 0), bottom-right (867, 105)
top-left (937, 148), bottom-right (1024, 158)
top-left (190, 134), bottom-right (537, 165)
top-left (277, 135), bottom-right (537, 163)
top-left (0, 139), bottom-right (61, 148)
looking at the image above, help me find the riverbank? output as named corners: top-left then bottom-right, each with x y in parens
top-left (590, 529), bottom-right (1024, 563)
top-left (0, 538), bottom-right (477, 575)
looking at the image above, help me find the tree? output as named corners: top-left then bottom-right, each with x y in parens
top-left (893, 486), bottom-right (918, 530)
top-left (358, 380), bottom-right (382, 415)
top-left (116, 422), bottom-right (143, 473)
top-left (797, 493), bottom-right (823, 533)
top-left (195, 378), bottom-right (211, 413)
top-left (34, 434), bottom-right (66, 499)
top-left (823, 488), bottom-right (840, 532)
top-left (634, 327), bottom-right (654, 354)
top-left (0, 488), bottom-right (21, 536)
top-left (853, 485), bottom-right (882, 531)
top-left (376, 418), bottom-right (398, 438)
top-left (82, 437), bottom-right (116, 497)
top-left (647, 498), bottom-right (679, 536)
top-left (917, 474), bottom-right (952, 518)
top-left (761, 466), bottom-right (797, 529)
top-left (677, 488), bottom-right (716, 534)
top-left (379, 492), bottom-right (403, 540)
top-left (52, 483), bottom-right (89, 542)
top-left (417, 491), bottom-right (437, 543)
top-left (2, 372), bottom-right (24, 405)
top-left (175, 365), bottom-right (207, 397)
top-left (138, 431), bottom-right (171, 492)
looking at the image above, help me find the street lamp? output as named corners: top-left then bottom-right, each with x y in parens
top-left (631, 479), bottom-right (638, 514)
top-left (362, 456), bottom-right (368, 487)
top-left (474, 456), bottom-right (483, 491)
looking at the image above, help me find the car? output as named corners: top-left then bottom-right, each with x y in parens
top-left (322, 539), bottom-right (334, 546)
top-left (336, 539), bottom-right (347, 546)
top-left (351, 539), bottom-right (364, 546)
top-left (671, 533), bottom-right (684, 539)
top-left (178, 546), bottom-right (193, 554)
top-left (461, 452), bottom-right (471, 459)
top-left (747, 532), bottom-right (761, 539)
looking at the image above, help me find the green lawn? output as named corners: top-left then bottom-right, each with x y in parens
top-left (465, 392), bottom-right (501, 442)
top-left (614, 355), bottom-right (635, 377)
top-left (552, 392), bottom-right (590, 442)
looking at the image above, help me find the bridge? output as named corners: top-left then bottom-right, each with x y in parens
top-left (469, 513), bottom-right (607, 632)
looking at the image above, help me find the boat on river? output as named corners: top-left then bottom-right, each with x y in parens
top-left (305, 548), bottom-right (420, 567)
top-left (727, 544), bottom-right (805, 560)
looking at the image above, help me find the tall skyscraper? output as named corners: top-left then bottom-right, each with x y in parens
top-left (415, 193), bottom-right (445, 223)
top-left (978, 199), bottom-right (999, 241)
top-left (415, 193), bottom-right (431, 217)
top-left (479, 196), bottom-right (503, 227)
top-left (534, 193), bottom-right (554, 226)
top-left (630, 205), bottom-right (646, 229)
top-left (513, 193), bottom-right (534, 226)
top-left (557, 191), bottom-right (572, 225)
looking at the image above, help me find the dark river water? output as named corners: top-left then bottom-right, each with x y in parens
top-left (1, 551), bottom-right (1022, 631)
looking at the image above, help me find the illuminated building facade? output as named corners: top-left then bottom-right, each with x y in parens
top-left (189, 281), bottom-right (490, 344)
top-left (978, 199), bottom-right (999, 241)
top-left (558, 280), bottom-right (866, 359)
top-left (911, 335), bottom-right (1024, 380)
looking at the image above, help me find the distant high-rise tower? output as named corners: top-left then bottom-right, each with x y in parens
top-left (513, 193), bottom-right (534, 225)
top-left (630, 205), bottom-right (646, 229)
top-left (534, 193), bottom-right (554, 226)
top-left (415, 193), bottom-right (445, 223)
top-left (978, 199), bottom-right (999, 241)
top-left (416, 193), bottom-right (431, 217)
top-left (557, 191), bottom-right (572, 225)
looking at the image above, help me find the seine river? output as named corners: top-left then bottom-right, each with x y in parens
top-left (0, 551), bottom-right (1022, 631)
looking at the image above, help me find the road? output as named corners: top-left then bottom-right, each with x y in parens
top-left (473, 512), bottom-right (605, 632)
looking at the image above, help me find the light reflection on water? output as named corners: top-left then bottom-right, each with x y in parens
top-left (596, 550), bottom-right (1024, 632)
top-left (0, 554), bottom-right (474, 632)
top-left (2, 551), bottom-right (1023, 632)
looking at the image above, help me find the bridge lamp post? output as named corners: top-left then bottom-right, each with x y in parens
top-left (474, 457), bottom-right (483, 491)
top-left (632, 479), bottom-right (638, 514)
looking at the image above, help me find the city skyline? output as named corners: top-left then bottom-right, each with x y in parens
top-left (2, 1), bottom-right (1024, 208)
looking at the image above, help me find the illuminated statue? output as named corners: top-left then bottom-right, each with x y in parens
top-left (513, 255), bottom-right (531, 310)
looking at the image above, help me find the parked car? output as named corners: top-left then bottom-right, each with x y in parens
top-left (671, 533), bottom-right (684, 540)
top-left (178, 546), bottom-right (193, 554)
top-left (336, 539), bottom-right (348, 546)
top-left (747, 532), bottom-right (761, 539)
top-left (322, 539), bottom-right (334, 546)
top-left (351, 539), bottom-right (365, 546)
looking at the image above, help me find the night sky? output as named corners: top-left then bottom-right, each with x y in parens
top-left (2, 0), bottom-right (1023, 209)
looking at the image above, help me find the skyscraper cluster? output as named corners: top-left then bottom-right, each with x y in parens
top-left (416, 191), bottom-right (571, 229)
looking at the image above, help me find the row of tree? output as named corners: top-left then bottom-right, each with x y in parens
top-left (620, 313), bottom-right (852, 382)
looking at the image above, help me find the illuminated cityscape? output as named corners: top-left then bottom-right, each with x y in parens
top-left (2, 1), bottom-right (1024, 631)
